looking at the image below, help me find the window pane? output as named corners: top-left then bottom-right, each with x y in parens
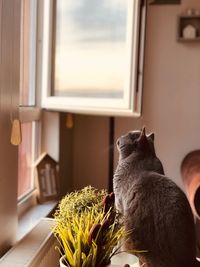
top-left (20, 0), bottom-right (37, 106)
top-left (18, 123), bottom-right (34, 198)
top-left (53, 0), bottom-right (128, 98)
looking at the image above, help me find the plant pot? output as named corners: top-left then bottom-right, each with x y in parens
top-left (109, 252), bottom-right (139, 267)
top-left (60, 252), bottom-right (139, 267)
top-left (181, 151), bottom-right (200, 219)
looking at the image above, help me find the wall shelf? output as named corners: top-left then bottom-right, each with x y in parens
top-left (149, 0), bottom-right (181, 4)
top-left (177, 15), bottom-right (200, 42)
top-left (178, 36), bottom-right (200, 42)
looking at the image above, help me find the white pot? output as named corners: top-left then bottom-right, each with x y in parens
top-left (59, 256), bottom-right (66, 267)
top-left (109, 252), bottom-right (139, 267)
top-left (60, 252), bottom-right (139, 267)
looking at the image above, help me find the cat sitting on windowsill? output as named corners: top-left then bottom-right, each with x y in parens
top-left (114, 127), bottom-right (200, 267)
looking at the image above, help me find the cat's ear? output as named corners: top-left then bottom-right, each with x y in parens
top-left (138, 126), bottom-right (147, 143)
top-left (148, 133), bottom-right (155, 142)
top-left (141, 126), bottom-right (146, 136)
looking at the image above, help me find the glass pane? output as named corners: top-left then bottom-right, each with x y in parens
top-left (53, 0), bottom-right (128, 98)
top-left (20, 0), bottom-right (36, 106)
top-left (18, 122), bottom-right (34, 198)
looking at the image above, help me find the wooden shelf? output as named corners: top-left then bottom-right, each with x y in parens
top-left (177, 37), bottom-right (200, 42)
top-left (149, 0), bottom-right (181, 4)
top-left (177, 14), bottom-right (200, 42)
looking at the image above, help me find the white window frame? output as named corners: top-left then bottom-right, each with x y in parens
top-left (40, 0), bottom-right (144, 117)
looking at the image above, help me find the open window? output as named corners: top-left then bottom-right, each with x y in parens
top-left (41, 0), bottom-right (146, 116)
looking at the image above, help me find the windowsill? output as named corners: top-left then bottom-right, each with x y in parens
top-left (17, 200), bottom-right (58, 241)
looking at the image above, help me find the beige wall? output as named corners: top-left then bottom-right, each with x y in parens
top-left (72, 115), bottom-right (109, 190)
top-left (60, 114), bottom-right (110, 192)
top-left (41, 111), bottom-right (59, 162)
top-left (62, 0), bottom-right (200, 191)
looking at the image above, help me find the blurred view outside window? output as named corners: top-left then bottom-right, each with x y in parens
top-left (18, 123), bottom-right (35, 197)
top-left (20, 0), bottom-right (36, 106)
top-left (53, 0), bottom-right (128, 99)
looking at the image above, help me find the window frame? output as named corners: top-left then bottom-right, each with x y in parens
top-left (18, 0), bottom-right (41, 203)
top-left (17, 108), bottom-right (41, 203)
top-left (20, 0), bottom-right (37, 106)
top-left (40, 0), bottom-right (145, 117)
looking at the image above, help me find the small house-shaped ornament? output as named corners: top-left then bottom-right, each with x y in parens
top-left (182, 24), bottom-right (197, 39)
top-left (35, 153), bottom-right (59, 203)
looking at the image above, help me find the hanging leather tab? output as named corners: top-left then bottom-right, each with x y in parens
top-left (11, 119), bottom-right (22, 146)
top-left (66, 113), bottom-right (73, 129)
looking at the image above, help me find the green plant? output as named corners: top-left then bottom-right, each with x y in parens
top-left (54, 186), bottom-right (107, 223)
top-left (53, 186), bottom-right (127, 267)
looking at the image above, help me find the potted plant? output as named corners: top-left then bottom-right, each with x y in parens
top-left (53, 186), bottom-right (139, 267)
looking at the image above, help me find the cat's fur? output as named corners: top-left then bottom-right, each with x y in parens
top-left (113, 128), bottom-right (200, 267)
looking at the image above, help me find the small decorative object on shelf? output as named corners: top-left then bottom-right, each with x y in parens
top-left (195, 9), bottom-right (200, 16)
top-left (35, 152), bottom-right (59, 203)
top-left (182, 24), bottom-right (197, 39)
top-left (177, 8), bottom-right (200, 42)
top-left (186, 8), bottom-right (194, 16)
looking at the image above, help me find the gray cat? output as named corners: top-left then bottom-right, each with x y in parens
top-left (113, 127), bottom-right (200, 267)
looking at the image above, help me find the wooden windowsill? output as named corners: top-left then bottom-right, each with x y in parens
top-left (17, 200), bottom-right (58, 241)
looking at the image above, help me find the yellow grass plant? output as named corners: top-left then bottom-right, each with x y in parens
top-left (53, 186), bottom-right (127, 267)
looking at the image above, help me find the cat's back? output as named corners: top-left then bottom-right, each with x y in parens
top-left (123, 171), bottom-right (197, 267)
top-left (124, 170), bottom-right (194, 226)
top-left (123, 170), bottom-right (194, 230)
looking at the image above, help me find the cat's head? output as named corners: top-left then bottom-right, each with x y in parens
top-left (116, 127), bottom-right (155, 160)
